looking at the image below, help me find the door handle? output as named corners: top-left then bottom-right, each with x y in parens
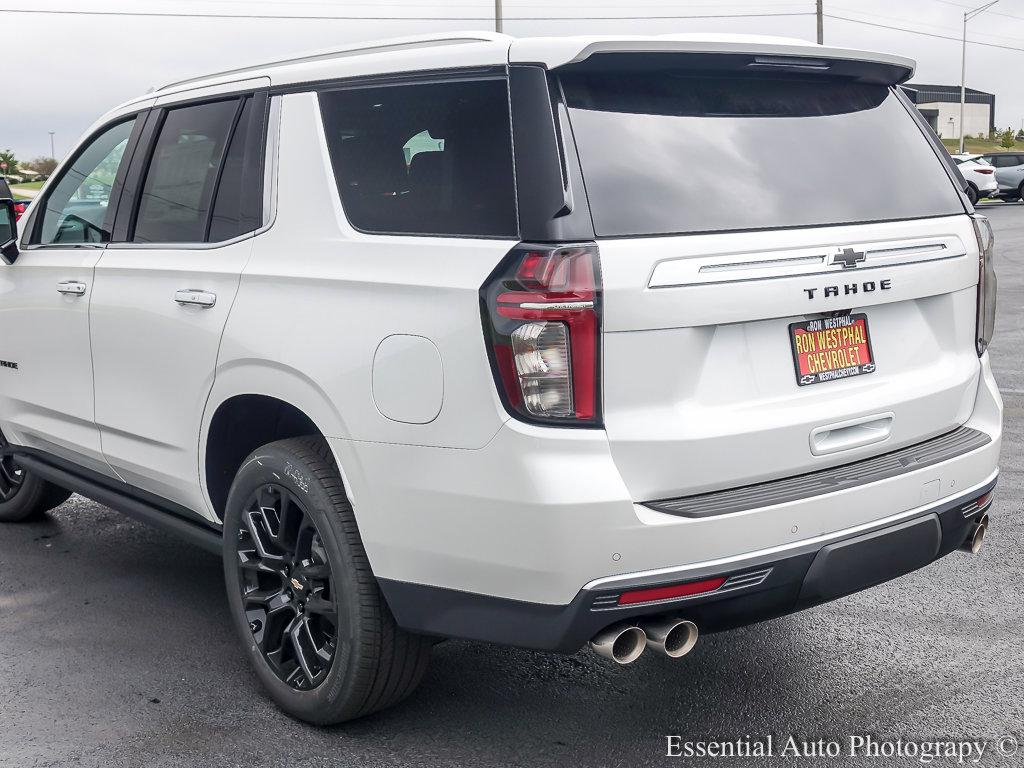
top-left (174, 290), bottom-right (217, 308)
top-left (56, 281), bottom-right (87, 296)
top-left (809, 412), bottom-right (894, 456)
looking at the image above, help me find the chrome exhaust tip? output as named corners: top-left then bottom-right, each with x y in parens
top-left (641, 617), bottom-right (699, 659)
top-left (960, 513), bottom-right (989, 555)
top-left (589, 623), bottom-right (647, 665)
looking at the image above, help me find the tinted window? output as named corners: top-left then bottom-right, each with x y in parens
top-left (0, 203), bottom-right (13, 245)
top-left (209, 97), bottom-right (263, 242)
top-left (319, 79), bottom-right (517, 237)
top-left (560, 71), bottom-right (965, 236)
top-left (989, 154), bottom-right (1023, 168)
top-left (134, 100), bottom-right (238, 243)
top-left (35, 119), bottom-right (135, 244)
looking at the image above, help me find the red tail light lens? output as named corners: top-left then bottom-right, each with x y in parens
top-left (975, 167), bottom-right (995, 174)
top-left (13, 202), bottom-right (25, 221)
top-left (481, 243), bottom-right (602, 426)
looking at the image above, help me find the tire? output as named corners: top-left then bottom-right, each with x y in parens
top-left (223, 436), bottom-right (432, 725)
top-left (967, 184), bottom-right (979, 206)
top-left (0, 437), bottom-right (73, 522)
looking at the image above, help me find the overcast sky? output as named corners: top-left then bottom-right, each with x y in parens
top-left (3, 0), bottom-right (1024, 160)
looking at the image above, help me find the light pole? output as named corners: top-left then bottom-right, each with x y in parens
top-left (495, 0), bottom-right (502, 33)
top-left (48, 131), bottom-right (55, 158)
top-left (960, 1), bottom-right (999, 154)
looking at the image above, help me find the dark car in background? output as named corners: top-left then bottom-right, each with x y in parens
top-left (0, 178), bottom-right (29, 221)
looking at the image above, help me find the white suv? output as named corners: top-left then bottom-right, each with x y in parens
top-left (0, 33), bottom-right (1002, 725)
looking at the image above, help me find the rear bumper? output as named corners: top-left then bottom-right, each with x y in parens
top-left (338, 354), bottom-right (1002, 608)
top-left (379, 476), bottom-right (996, 652)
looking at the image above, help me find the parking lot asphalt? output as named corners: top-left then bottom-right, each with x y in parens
top-left (1, 204), bottom-right (1022, 768)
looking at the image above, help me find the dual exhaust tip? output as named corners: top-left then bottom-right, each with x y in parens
top-left (960, 513), bottom-right (990, 555)
top-left (589, 617), bottom-right (698, 665)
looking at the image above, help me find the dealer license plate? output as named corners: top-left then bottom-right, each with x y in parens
top-left (789, 313), bottom-right (875, 387)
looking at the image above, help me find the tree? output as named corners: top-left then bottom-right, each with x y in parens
top-left (1000, 128), bottom-right (1016, 149)
top-left (0, 149), bottom-right (17, 176)
top-left (24, 156), bottom-right (58, 176)
top-left (1017, 128), bottom-right (1024, 141)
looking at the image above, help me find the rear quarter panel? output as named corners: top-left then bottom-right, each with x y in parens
top-left (212, 92), bottom-right (515, 454)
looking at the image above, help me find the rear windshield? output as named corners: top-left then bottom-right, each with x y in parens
top-left (559, 72), bottom-right (964, 237)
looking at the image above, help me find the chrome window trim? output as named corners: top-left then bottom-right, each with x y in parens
top-left (647, 234), bottom-right (966, 289)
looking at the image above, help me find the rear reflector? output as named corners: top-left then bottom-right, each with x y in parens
top-left (975, 168), bottom-right (994, 174)
top-left (961, 489), bottom-right (994, 518)
top-left (617, 577), bottom-right (727, 606)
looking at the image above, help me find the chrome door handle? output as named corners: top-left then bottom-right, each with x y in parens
top-left (174, 290), bottom-right (217, 308)
top-left (56, 281), bottom-right (87, 296)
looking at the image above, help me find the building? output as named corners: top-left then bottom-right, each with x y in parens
top-left (900, 83), bottom-right (996, 140)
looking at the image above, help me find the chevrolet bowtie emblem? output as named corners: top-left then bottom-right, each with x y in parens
top-left (832, 248), bottom-right (866, 269)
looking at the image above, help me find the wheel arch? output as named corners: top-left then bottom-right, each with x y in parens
top-left (201, 361), bottom-right (353, 521)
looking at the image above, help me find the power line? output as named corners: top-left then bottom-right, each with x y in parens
top-left (0, 6), bottom-right (814, 21)
top-left (929, 0), bottom-right (1024, 22)
top-left (824, 12), bottom-right (1024, 52)
top-left (830, 4), bottom-right (1024, 45)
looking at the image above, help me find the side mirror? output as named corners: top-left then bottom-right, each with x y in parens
top-left (0, 198), bottom-right (19, 265)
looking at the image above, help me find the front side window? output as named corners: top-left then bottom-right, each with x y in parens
top-left (35, 119), bottom-right (136, 245)
top-left (133, 100), bottom-right (238, 243)
top-left (319, 79), bottom-right (517, 238)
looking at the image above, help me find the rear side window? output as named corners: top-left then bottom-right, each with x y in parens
top-left (209, 97), bottom-right (264, 242)
top-left (560, 70), bottom-right (965, 236)
top-left (134, 100), bottom-right (238, 243)
top-left (319, 79), bottom-right (518, 238)
top-left (990, 155), bottom-right (1023, 167)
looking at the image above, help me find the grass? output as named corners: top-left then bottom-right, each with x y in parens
top-left (942, 137), bottom-right (1020, 155)
top-left (9, 180), bottom-right (43, 201)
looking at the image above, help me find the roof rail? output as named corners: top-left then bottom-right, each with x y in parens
top-left (156, 32), bottom-right (509, 93)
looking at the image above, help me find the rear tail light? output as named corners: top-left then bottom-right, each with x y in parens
top-left (975, 167), bottom-right (995, 174)
top-left (972, 214), bottom-right (996, 356)
top-left (13, 202), bottom-right (25, 222)
top-left (481, 243), bottom-right (602, 426)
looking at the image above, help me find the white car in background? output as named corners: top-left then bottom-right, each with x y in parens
top-left (952, 154), bottom-right (998, 205)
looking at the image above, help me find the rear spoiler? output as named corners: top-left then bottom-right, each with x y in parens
top-left (511, 37), bottom-right (915, 85)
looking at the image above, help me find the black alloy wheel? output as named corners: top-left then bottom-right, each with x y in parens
top-left (224, 436), bottom-right (433, 724)
top-left (236, 483), bottom-right (338, 691)
top-left (0, 451), bottom-right (24, 502)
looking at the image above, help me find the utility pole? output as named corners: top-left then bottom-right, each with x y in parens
top-left (495, 0), bottom-right (502, 33)
top-left (960, 1), bottom-right (999, 154)
top-left (816, 0), bottom-right (824, 44)
top-left (48, 131), bottom-right (55, 158)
